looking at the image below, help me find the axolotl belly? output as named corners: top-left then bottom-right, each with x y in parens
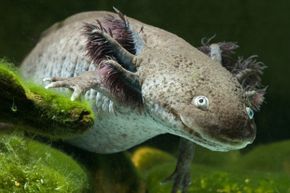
top-left (20, 10), bottom-right (265, 193)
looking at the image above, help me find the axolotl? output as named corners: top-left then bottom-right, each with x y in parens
top-left (20, 9), bottom-right (265, 193)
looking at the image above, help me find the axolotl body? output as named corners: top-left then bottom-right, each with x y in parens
top-left (20, 10), bottom-right (265, 193)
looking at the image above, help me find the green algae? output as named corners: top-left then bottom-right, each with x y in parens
top-left (0, 60), bottom-right (95, 138)
top-left (25, 84), bottom-right (95, 138)
top-left (132, 146), bottom-right (290, 193)
top-left (146, 163), bottom-right (290, 193)
top-left (0, 133), bottom-right (89, 193)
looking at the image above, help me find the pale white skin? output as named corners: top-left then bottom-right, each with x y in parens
top-left (21, 11), bottom-right (255, 153)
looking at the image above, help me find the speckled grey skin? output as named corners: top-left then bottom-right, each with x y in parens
top-left (20, 11), bottom-right (260, 193)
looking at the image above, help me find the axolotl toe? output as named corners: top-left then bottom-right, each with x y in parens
top-left (20, 9), bottom-right (265, 193)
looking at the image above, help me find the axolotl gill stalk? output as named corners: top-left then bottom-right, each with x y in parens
top-left (20, 8), bottom-right (266, 193)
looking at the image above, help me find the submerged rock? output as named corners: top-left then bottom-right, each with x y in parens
top-left (0, 133), bottom-right (89, 193)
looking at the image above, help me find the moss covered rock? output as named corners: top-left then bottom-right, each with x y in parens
top-left (0, 60), bottom-right (94, 138)
top-left (0, 133), bottom-right (89, 193)
top-left (0, 59), bottom-right (145, 193)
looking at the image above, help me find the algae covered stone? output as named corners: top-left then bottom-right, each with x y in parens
top-left (0, 133), bottom-right (89, 193)
top-left (0, 59), bottom-right (145, 193)
top-left (0, 60), bottom-right (95, 138)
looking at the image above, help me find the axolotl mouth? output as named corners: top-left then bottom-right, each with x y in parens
top-left (150, 102), bottom-right (257, 152)
top-left (177, 114), bottom-right (256, 152)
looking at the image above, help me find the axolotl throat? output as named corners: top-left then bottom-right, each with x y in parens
top-left (20, 9), bottom-right (265, 193)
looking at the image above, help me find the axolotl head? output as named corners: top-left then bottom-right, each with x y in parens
top-left (82, 12), bottom-right (265, 152)
top-left (140, 43), bottom-right (265, 152)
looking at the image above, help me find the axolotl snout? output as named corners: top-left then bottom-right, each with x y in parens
top-left (20, 9), bottom-right (265, 193)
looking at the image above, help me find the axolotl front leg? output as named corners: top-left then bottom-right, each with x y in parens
top-left (44, 27), bottom-right (139, 106)
top-left (44, 59), bottom-right (138, 102)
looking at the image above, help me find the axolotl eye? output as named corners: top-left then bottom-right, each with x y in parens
top-left (246, 107), bottom-right (254, 119)
top-left (193, 96), bottom-right (209, 110)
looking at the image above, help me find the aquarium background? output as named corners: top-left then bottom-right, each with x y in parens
top-left (0, 0), bottom-right (290, 192)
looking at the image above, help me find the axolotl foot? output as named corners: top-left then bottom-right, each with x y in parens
top-left (163, 139), bottom-right (194, 193)
top-left (43, 71), bottom-right (99, 101)
top-left (163, 167), bottom-right (192, 193)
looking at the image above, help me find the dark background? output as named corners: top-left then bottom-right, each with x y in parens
top-left (0, 0), bottom-right (289, 147)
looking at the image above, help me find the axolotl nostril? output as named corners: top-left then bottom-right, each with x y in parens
top-left (20, 9), bottom-right (266, 193)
